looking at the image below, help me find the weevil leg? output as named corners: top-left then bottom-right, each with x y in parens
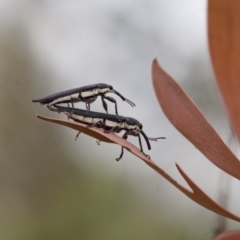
top-left (128, 130), bottom-right (150, 159)
top-left (75, 131), bottom-right (81, 141)
top-left (138, 135), bottom-right (150, 158)
top-left (65, 97), bottom-right (75, 120)
top-left (70, 101), bottom-right (74, 115)
top-left (104, 126), bottom-right (122, 133)
top-left (85, 102), bottom-right (90, 115)
top-left (130, 130), bottom-right (143, 151)
top-left (87, 120), bottom-right (105, 129)
top-left (101, 96), bottom-right (108, 113)
top-left (103, 95), bottom-right (120, 119)
top-left (66, 103), bottom-right (71, 119)
top-left (116, 147), bottom-right (124, 161)
top-left (83, 100), bottom-right (90, 120)
top-left (127, 130), bottom-right (140, 137)
top-left (70, 100), bottom-right (74, 109)
top-left (114, 127), bottom-right (122, 134)
top-left (116, 131), bottom-right (128, 161)
top-left (85, 96), bottom-right (97, 116)
top-left (96, 139), bottom-right (101, 145)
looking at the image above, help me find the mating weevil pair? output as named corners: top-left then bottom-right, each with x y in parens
top-left (53, 105), bottom-right (165, 160)
top-left (33, 83), bottom-right (165, 160)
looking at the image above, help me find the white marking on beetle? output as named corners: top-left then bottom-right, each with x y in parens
top-left (48, 93), bottom-right (79, 106)
top-left (92, 118), bottom-right (102, 124)
top-left (70, 93), bottom-right (80, 99)
top-left (119, 122), bottom-right (126, 129)
top-left (105, 120), bottom-right (119, 128)
top-left (74, 114), bottom-right (84, 122)
top-left (49, 96), bottom-right (71, 106)
top-left (125, 123), bottom-right (138, 130)
top-left (98, 88), bottom-right (110, 94)
top-left (136, 126), bottom-right (141, 131)
top-left (83, 117), bottom-right (93, 124)
top-left (81, 89), bottom-right (98, 98)
top-left (81, 88), bottom-right (111, 98)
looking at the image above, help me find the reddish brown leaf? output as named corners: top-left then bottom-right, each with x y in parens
top-left (37, 115), bottom-right (240, 222)
top-left (152, 59), bottom-right (240, 180)
top-left (208, 0), bottom-right (240, 142)
top-left (176, 164), bottom-right (240, 221)
top-left (214, 231), bottom-right (240, 240)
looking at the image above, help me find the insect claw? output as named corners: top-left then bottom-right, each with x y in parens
top-left (75, 131), bottom-right (81, 141)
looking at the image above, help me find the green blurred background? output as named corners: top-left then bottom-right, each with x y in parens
top-left (0, 1), bottom-right (239, 239)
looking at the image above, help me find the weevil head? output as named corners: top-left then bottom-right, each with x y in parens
top-left (108, 85), bottom-right (113, 93)
top-left (125, 117), bottom-right (142, 131)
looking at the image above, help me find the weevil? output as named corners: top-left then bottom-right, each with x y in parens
top-left (54, 105), bottom-right (165, 161)
top-left (32, 83), bottom-right (135, 117)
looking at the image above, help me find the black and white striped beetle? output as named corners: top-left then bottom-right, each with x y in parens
top-left (54, 105), bottom-right (165, 161)
top-left (32, 83), bottom-right (135, 117)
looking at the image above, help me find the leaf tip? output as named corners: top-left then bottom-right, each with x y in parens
top-left (37, 115), bottom-right (45, 121)
top-left (152, 58), bottom-right (159, 68)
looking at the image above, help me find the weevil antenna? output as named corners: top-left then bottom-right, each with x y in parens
top-left (112, 90), bottom-right (136, 107)
top-left (148, 137), bottom-right (166, 142)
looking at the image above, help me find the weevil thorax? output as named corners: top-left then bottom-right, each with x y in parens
top-left (124, 117), bottom-right (142, 131)
top-left (81, 83), bottom-right (113, 98)
top-left (97, 84), bottom-right (113, 94)
top-left (105, 115), bottom-right (126, 129)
